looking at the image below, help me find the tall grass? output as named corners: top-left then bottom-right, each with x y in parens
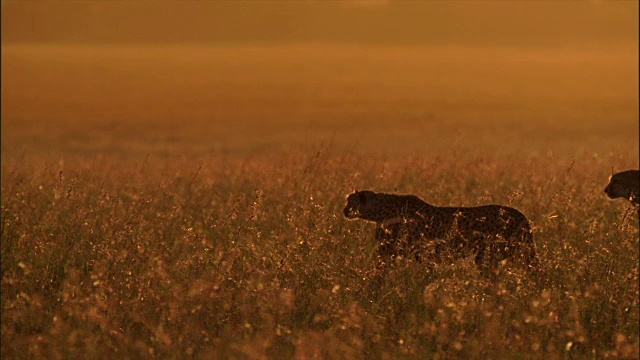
top-left (1, 150), bottom-right (637, 359)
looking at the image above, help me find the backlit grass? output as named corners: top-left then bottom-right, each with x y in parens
top-left (2, 150), bottom-right (638, 359)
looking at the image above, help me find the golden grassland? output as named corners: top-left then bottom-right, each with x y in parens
top-left (1, 44), bottom-right (639, 358)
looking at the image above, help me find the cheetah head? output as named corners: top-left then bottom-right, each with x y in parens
top-left (604, 170), bottom-right (639, 205)
top-left (343, 190), bottom-right (405, 223)
top-left (344, 190), bottom-right (375, 219)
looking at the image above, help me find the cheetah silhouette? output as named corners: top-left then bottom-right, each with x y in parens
top-left (344, 190), bottom-right (538, 277)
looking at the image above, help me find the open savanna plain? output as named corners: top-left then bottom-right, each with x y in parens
top-left (2, 44), bottom-right (639, 359)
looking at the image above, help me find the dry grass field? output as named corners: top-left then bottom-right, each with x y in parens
top-left (2, 44), bottom-right (639, 359)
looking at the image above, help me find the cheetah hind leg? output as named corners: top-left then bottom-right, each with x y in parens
top-left (474, 245), bottom-right (500, 281)
top-left (524, 244), bottom-right (539, 271)
top-left (521, 239), bottom-right (546, 287)
top-left (521, 232), bottom-right (540, 273)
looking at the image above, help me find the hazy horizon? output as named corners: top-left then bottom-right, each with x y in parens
top-left (2, 1), bottom-right (637, 159)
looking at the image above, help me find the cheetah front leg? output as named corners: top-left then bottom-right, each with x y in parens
top-left (473, 243), bottom-right (500, 280)
top-left (364, 225), bottom-right (402, 296)
top-left (374, 225), bottom-right (399, 268)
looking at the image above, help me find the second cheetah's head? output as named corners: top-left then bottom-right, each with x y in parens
top-left (604, 170), bottom-right (639, 205)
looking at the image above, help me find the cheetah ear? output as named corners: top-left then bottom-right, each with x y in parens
top-left (357, 191), bottom-right (368, 205)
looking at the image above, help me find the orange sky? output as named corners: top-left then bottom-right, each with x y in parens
top-left (2, 1), bottom-right (638, 47)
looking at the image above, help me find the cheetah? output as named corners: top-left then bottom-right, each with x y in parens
top-left (343, 190), bottom-right (538, 277)
top-left (604, 169), bottom-right (639, 220)
top-left (604, 170), bottom-right (639, 205)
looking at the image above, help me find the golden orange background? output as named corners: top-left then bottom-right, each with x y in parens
top-left (2, 1), bottom-right (638, 159)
